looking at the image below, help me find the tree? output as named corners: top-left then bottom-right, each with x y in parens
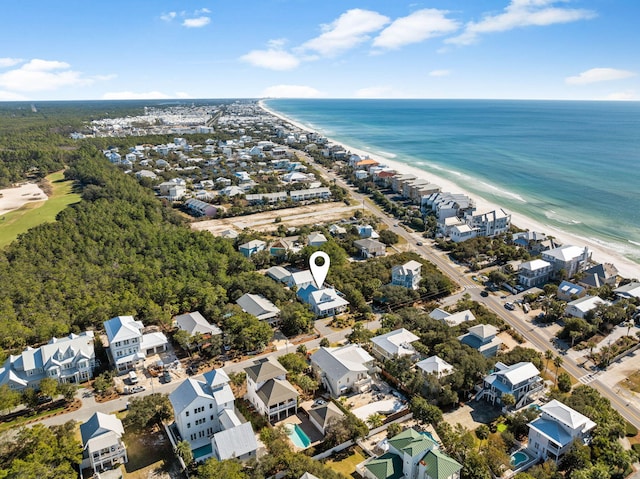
top-left (296, 374), bottom-right (318, 395)
top-left (197, 458), bottom-right (247, 479)
top-left (38, 377), bottom-right (59, 399)
top-left (319, 337), bottom-right (330, 347)
top-left (324, 413), bottom-right (368, 446)
top-left (279, 302), bottom-right (313, 337)
top-left (367, 413), bottom-right (384, 429)
top-left (57, 382), bottom-right (77, 402)
top-left (557, 373), bottom-right (572, 393)
top-left (176, 440), bottom-right (193, 466)
top-left (559, 441), bottom-right (591, 474)
top-left (173, 329), bottom-right (195, 353)
top-left (501, 393), bottom-right (515, 409)
top-left (379, 229), bottom-right (399, 246)
top-left (387, 422), bottom-right (402, 438)
top-left (278, 353), bottom-right (308, 375)
top-left (410, 396), bottom-right (443, 425)
top-left (93, 371), bottom-right (114, 395)
top-left (124, 393), bottom-right (173, 432)
top-left (0, 384), bottom-right (21, 414)
top-left (347, 322), bottom-right (374, 344)
top-left (553, 356), bottom-right (564, 385)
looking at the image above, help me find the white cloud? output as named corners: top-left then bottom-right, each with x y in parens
top-left (429, 69), bottom-right (451, 77)
top-left (354, 86), bottom-right (397, 98)
top-left (301, 9), bottom-right (389, 57)
top-left (240, 47), bottom-right (300, 71)
top-left (565, 68), bottom-right (636, 85)
top-left (261, 85), bottom-right (322, 98)
top-left (0, 58), bottom-right (23, 68)
top-left (0, 90), bottom-right (28, 101)
top-left (102, 91), bottom-right (172, 100)
top-left (160, 11), bottom-right (177, 22)
top-left (373, 9), bottom-right (459, 50)
top-left (195, 8), bottom-right (211, 15)
top-left (182, 16), bottom-right (210, 28)
top-left (0, 59), bottom-right (93, 92)
top-left (604, 90), bottom-right (638, 101)
top-left (447, 0), bottom-right (596, 46)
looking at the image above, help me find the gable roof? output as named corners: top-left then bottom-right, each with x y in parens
top-left (493, 361), bottom-right (540, 386)
top-left (169, 378), bottom-right (211, 414)
top-left (236, 293), bottom-right (280, 321)
top-left (104, 315), bottom-right (142, 343)
top-left (308, 401), bottom-right (344, 430)
top-left (175, 311), bottom-right (222, 336)
top-left (421, 448), bottom-right (463, 479)
top-left (441, 309), bottom-right (475, 327)
top-left (245, 357), bottom-right (287, 383)
top-left (256, 378), bottom-right (299, 407)
top-left (212, 422), bottom-right (257, 460)
top-left (540, 399), bottom-right (596, 433)
top-left (542, 245), bottom-right (587, 262)
top-left (311, 344), bottom-right (373, 381)
top-left (467, 324), bottom-right (498, 339)
top-left (364, 452), bottom-right (404, 479)
top-left (371, 328), bottom-right (419, 356)
top-left (203, 368), bottom-right (230, 389)
top-left (388, 428), bottom-right (437, 458)
top-left (80, 412), bottom-right (124, 448)
top-left (416, 356), bottom-right (454, 376)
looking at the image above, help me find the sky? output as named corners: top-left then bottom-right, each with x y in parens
top-left (0, 0), bottom-right (639, 101)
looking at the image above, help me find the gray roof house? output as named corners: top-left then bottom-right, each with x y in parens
top-left (457, 324), bottom-right (502, 357)
top-left (310, 344), bottom-right (375, 398)
top-left (416, 356), bottom-right (454, 378)
top-left (236, 293), bottom-right (281, 325)
top-left (354, 238), bottom-right (386, 258)
top-left (245, 357), bottom-right (299, 422)
top-left (174, 311), bottom-right (222, 337)
top-left (370, 328), bottom-right (420, 361)
top-left (80, 412), bottom-right (127, 474)
top-left (103, 316), bottom-right (168, 372)
top-left (308, 401), bottom-right (344, 434)
top-left (477, 361), bottom-right (543, 409)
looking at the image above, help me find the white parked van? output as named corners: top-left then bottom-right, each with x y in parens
top-left (128, 371), bottom-right (139, 384)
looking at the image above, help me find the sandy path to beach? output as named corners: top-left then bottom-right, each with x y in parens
top-left (260, 100), bottom-right (639, 279)
top-left (0, 183), bottom-right (48, 216)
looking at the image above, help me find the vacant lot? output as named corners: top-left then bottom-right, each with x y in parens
top-left (191, 202), bottom-right (359, 236)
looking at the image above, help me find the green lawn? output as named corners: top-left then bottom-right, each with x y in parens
top-left (325, 447), bottom-right (366, 477)
top-left (0, 171), bottom-right (81, 248)
top-left (124, 427), bottom-right (184, 479)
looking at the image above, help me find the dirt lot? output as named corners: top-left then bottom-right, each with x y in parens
top-left (191, 202), bottom-right (359, 236)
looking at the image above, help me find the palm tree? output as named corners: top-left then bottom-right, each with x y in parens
top-left (544, 350), bottom-right (554, 372)
top-left (587, 340), bottom-right (596, 360)
top-left (553, 356), bottom-right (564, 385)
top-left (367, 413), bottom-right (384, 429)
top-left (624, 320), bottom-right (634, 337)
top-left (176, 440), bottom-right (193, 466)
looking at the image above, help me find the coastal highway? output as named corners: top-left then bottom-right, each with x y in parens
top-left (309, 154), bottom-right (640, 429)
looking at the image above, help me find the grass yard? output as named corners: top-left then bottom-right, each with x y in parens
top-left (0, 170), bottom-right (81, 248)
top-left (623, 370), bottom-right (640, 393)
top-left (324, 446), bottom-right (366, 477)
top-left (124, 427), bottom-right (184, 479)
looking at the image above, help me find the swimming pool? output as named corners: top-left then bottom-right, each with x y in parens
top-left (510, 451), bottom-right (529, 467)
top-left (285, 423), bottom-right (311, 448)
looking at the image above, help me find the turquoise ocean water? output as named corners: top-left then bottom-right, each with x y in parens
top-left (265, 99), bottom-right (640, 265)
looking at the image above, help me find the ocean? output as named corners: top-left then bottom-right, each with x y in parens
top-left (264, 99), bottom-right (640, 266)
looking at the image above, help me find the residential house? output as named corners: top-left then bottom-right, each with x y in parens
top-left (329, 224), bottom-right (347, 237)
top-left (211, 422), bottom-right (257, 461)
top-left (185, 198), bottom-right (218, 217)
top-left (289, 187), bottom-right (331, 201)
top-left (416, 356), bottom-right (454, 378)
top-left (0, 331), bottom-right (96, 391)
top-left (477, 362), bottom-right (543, 409)
top-left (429, 309), bottom-right (475, 327)
top-left (527, 399), bottom-right (596, 462)
top-left (245, 192), bottom-right (288, 205)
top-left (565, 295), bottom-right (611, 319)
top-left (169, 369), bottom-right (257, 461)
top-left (270, 237), bottom-right (297, 259)
top-left (512, 231), bottom-right (550, 254)
top-left (238, 239), bottom-right (267, 257)
top-left (219, 229), bottom-right (238, 240)
top-left (391, 260), bottom-right (422, 290)
top-left (297, 285), bottom-right (349, 318)
top-left (282, 171), bottom-right (310, 183)
top-left (310, 344), bottom-right (375, 397)
top-left (80, 412), bottom-right (127, 474)
top-left (236, 293), bottom-right (281, 325)
top-left (464, 209), bottom-right (511, 237)
top-left (135, 170), bottom-right (158, 180)
top-left (542, 245), bottom-right (591, 278)
top-left (245, 357), bottom-right (299, 422)
top-left (556, 281), bottom-right (586, 302)
top-left (360, 428), bottom-right (462, 479)
top-left (614, 282), bottom-right (640, 300)
top-left (578, 263), bottom-right (619, 289)
top-left (103, 316), bottom-right (168, 372)
top-left (422, 192), bottom-right (475, 222)
top-left (287, 270), bottom-right (315, 290)
top-left (370, 328), bottom-right (420, 361)
top-left (308, 401), bottom-right (344, 435)
top-left (354, 238), bottom-right (387, 258)
top-left (307, 232), bottom-right (328, 247)
top-left (458, 324), bottom-right (502, 357)
top-left (357, 224), bottom-right (379, 239)
top-left (518, 259), bottom-right (554, 288)
top-left (449, 224), bottom-right (477, 243)
top-left (174, 311), bottom-right (222, 337)
top-left (266, 266), bottom-right (291, 283)
top-left (219, 185), bottom-right (244, 197)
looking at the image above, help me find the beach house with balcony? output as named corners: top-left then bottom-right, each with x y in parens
top-left (458, 324), bottom-right (502, 357)
top-left (80, 412), bottom-right (127, 474)
top-left (370, 328), bottom-right (420, 361)
top-left (238, 239), bottom-right (267, 257)
top-left (310, 344), bottom-right (375, 397)
top-left (391, 260), bottom-right (422, 290)
top-left (541, 245), bottom-right (591, 278)
top-left (416, 356), bottom-right (454, 378)
top-left (360, 428), bottom-right (462, 479)
top-left (614, 282), bottom-right (640, 300)
top-left (0, 331), bottom-right (96, 391)
top-left (464, 208), bottom-right (511, 237)
top-left (565, 295), bottom-right (611, 319)
top-left (354, 238), bottom-right (387, 258)
top-left (476, 362), bottom-right (543, 409)
top-left (518, 259), bottom-right (554, 288)
top-left (245, 357), bottom-right (299, 422)
top-left (527, 400), bottom-right (596, 462)
top-left (297, 285), bottom-right (349, 318)
top-left (103, 316), bottom-right (168, 372)
top-left (578, 263), bottom-right (619, 289)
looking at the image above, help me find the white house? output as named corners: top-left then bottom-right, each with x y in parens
top-left (465, 208), bottom-right (511, 237)
top-left (430, 308), bottom-right (476, 327)
top-left (236, 293), bottom-right (281, 325)
top-left (370, 328), bottom-right (420, 361)
top-left (211, 421), bottom-right (257, 461)
top-left (518, 259), bottom-right (554, 288)
top-left (297, 285), bottom-right (349, 317)
top-left (245, 357), bottom-right (299, 422)
top-left (527, 400), bottom-right (596, 462)
top-left (287, 270), bottom-right (315, 290)
top-left (174, 311), bottom-right (222, 337)
top-left (310, 344), bottom-right (375, 397)
top-left (80, 412), bottom-right (127, 474)
top-left (103, 316), bottom-right (168, 372)
top-left (614, 282), bottom-right (640, 300)
top-left (542, 245), bottom-right (591, 278)
top-left (449, 224), bottom-right (477, 243)
top-left (307, 232), bottom-right (328, 247)
top-left (416, 356), bottom-right (454, 378)
top-left (458, 324), bottom-right (502, 357)
top-left (391, 261), bottom-right (422, 290)
top-left (477, 362), bottom-right (544, 409)
top-left (565, 295), bottom-right (611, 319)
top-left (0, 331), bottom-right (95, 391)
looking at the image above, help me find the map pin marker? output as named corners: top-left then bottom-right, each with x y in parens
top-left (309, 251), bottom-right (330, 288)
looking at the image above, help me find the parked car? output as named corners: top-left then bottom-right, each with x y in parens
top-left (416, 241), bottom-right (423, 246)
top-left (505, 302), bottom-right (516, 311)
top-left (125, 385), bottom-right (146, 394)
top-left (480, 290), bottom-right (489, 297)
top-left (162, 371), bottom-right (172, 383)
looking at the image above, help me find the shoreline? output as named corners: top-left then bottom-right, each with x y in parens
top-left (259, 99), bottom-right (639, 279)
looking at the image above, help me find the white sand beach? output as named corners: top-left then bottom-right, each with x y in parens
top-left (0, 183), bottom-right (47, 216)
top-left (259, 100), bottom-right (640, 279)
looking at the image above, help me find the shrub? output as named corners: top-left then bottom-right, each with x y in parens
top-left (625, 422), bottom-right (638, 437)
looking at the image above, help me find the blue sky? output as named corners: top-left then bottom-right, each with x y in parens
top-left (1, 0), bottom-right (638, 101)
